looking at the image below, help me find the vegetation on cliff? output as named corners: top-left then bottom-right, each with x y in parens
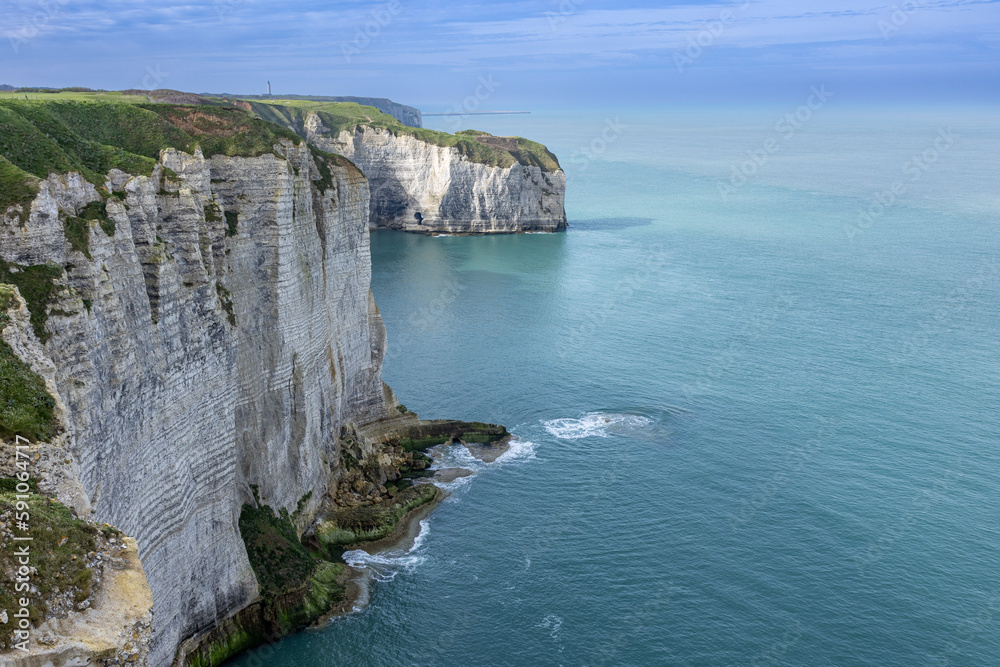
top-left (0, 283), bottom-right (59, 442)
top-left (0, 99), bottom-right (305, 217)
top-left (316, 483), bottom-right (437, 549)
top-left (243, 99), bottom-right (562, 172)
top-left (0, 156), bottom-right (39, 222)
top-left (0, 92), bottom-right (559, 222)
top-left (238, 504), bottom-right (316, 598)
top-left (0, 260), bottom-right (65, 343)
top-left (188, 503), bottom-right (349, 667)
top-left (0, 483), bottom-right (109, 649)
top-left (212, 428), bottom-right (455, 665)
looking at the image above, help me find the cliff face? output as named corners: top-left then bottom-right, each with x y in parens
top-left (0, 138), bottom-right (389, 664)
top-left (303, 121), bottom-right (568, 234)
top-left (234, 100), bottom-right (567, 234)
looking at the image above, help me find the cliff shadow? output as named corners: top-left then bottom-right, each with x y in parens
top-left (370, 175), bottom-right (411, 227)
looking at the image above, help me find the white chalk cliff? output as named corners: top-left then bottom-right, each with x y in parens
top-left (0, 140), bottom-right (391, 665)
top-left (0, 95), bottom-right (558, 665)
top-left (301, 119), bottom-right (568, 234)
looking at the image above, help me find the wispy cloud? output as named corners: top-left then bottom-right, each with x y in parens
top-left (1, 0), bottom-right (997, 103)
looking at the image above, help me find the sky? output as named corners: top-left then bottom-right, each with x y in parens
top-left (1, 0), bottom-right (998, 109)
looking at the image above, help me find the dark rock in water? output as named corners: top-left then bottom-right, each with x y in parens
top-left (433, 468), bottom-right (475, 483)
top-left (464, 437), bottom-right (513, 463)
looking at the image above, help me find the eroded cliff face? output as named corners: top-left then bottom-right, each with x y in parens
top-left (0, 139), bottom-right (390, 665)
top-left (302, 119), bottom-right (568, 234)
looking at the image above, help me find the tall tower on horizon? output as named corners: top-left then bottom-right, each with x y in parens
top-left (267, 81), bottom-right (271, 96)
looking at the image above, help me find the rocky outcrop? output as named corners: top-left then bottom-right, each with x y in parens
top-left (302, 122), bottom-right (568, 234)
top-left (5, 536), bottom-right (154, 667)
top-left (0, 136), bottom-right (390, 665)
top-left (233, 99), bottom-right (567, 234)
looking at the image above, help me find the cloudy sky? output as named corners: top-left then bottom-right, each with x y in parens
top-left (1, 0), bottom-right (997, 108)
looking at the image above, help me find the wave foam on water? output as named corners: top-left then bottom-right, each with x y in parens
top-left (431, 443), bottom-right (487, 472)
top-left (495, 438), bottom-right (537, 464)
top-left (431, 438), bottom-right (538, 472)
top-left (347, 435), bottom-right (537, 582)
top-left (542, 412), bottom-right (654, 439)
top-left (438, 475), bottom-right (478, 493)
top-left (343, 520), bottom-right (431, 583)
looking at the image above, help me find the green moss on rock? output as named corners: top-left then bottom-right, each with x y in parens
top-left (63, 216), bottom-right (92, 258)
top-left (317, 483), bottom-right (437, 549)
top-left (79, 200), bottom-right (114, 237)
top-left (238, 504), bottom-right (314, 598)
top-left (189, 504), bottom-right (349, 667)
top-left (395, 420), bottom-right (510, 452)
top-left (186, 625), bottom-right (260, 667)
top-left (183, 559), bottom-right (346, 667)
top-left (203, 201), bottom-right (222, 223)
top-left (0, 260), bottom-right (64, 343)
top-left (224, 211), bottom-right (238, 237)
top-left (0, 285), bottom-right (58, 442)
top-left (216, 283), bottom-right (236, 326)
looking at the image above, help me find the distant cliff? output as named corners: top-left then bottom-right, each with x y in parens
top-left (244, 100), bottom-right (568, 234)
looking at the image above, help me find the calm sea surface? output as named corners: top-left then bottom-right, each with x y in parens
top-left (232, 107), bottom-right (1000, 666)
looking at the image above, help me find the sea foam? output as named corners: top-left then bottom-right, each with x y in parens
top-left (542, 412), bottom-right (654, 439)
top-left (342, 519), bottom-right (431, 583)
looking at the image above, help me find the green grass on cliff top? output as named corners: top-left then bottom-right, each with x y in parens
top-left (240, 99), bottom-right (562, 173)
top-left (0, 92), bottom-right (559, 217)
top-left (0, 99), bottom-right (305, 215)
top-left (0, 89), bottom-right (148, 103)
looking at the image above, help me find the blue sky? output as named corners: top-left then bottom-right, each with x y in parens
top-left (1, 0), bottom-right (998, 108)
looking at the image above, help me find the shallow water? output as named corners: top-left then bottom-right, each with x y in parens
top-left (231, 109), bottom-right (1000, 666)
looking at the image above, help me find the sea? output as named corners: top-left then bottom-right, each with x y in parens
top-left (231, 105), bottom-right (1000, 666)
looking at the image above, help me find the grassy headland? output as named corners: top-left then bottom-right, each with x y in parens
top-left (0, 98), bottom-right (305, 217)
top-left (0, 90), bottom-right (559, 221)
top-left (238, 98), bottom-right (562, 172)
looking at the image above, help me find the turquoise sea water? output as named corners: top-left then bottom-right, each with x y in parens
top-left (233, 108), bottom-right (1000, 666)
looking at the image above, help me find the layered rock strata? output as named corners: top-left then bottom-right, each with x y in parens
top-left (0, 135), bottom-right (386, 665)
top-left (0, 99), bottom-right (517, 666)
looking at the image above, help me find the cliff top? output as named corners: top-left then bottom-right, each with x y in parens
top-left (0, 98), bottom-right (363, 216)
top-left (242, 99), bottom-right (562, 173)
top-left (0, 90), bottom-right (561, 188)
top-left (215, 93), bottom-right (423, 128)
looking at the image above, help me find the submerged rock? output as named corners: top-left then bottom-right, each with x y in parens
top-left (433, 468), bottom-right (476, 483)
